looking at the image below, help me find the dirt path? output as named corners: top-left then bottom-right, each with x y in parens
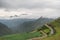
top-left (45, 24), bottom-right (55, 36)
top-left (27, 24), bottom-right (55, 40)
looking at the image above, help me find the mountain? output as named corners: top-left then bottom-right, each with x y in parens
top-left (0, 17), bottom-right (54, 33)
top-left (18, 17), bottom-right (54, 33)
top-left (0, 18), bottom-right (35, 33)
top-left (0, 17), bottom-right (60, 40)
top-left (0, 22), bottom-right (12, 36)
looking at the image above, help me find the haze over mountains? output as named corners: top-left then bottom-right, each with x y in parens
top-left (0, 16), bottom-right (54, 34)
top-left (18, 17), bottom-right (54, 33)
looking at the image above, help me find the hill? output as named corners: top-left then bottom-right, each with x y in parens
top-left (41, 18), bottom-right (60, 40)
top-left (0, 22), bottom-right (12, 36)
top-left (29, 18), bottom-right (60, 40)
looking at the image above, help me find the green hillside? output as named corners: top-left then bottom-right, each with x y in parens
top-left (0, 18), bottom-right (60, 40)
top-left (42, 18), bottom-right (60, 40)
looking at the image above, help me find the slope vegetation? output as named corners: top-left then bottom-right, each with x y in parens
top-left (41, 18), bottom-right (60, 40)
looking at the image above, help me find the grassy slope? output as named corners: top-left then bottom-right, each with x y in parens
top-left (42, 19), bottom-right (60, 40)
top-left (0, 32), bottom-right (42, 40)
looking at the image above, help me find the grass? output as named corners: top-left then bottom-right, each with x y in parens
top-left (0, 32), bottom-right (42, 40)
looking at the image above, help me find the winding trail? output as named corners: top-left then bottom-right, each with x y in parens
top-left (45, 24), bottom-right (55, 35)
top-left (27, 24), bottom-right (55, 40)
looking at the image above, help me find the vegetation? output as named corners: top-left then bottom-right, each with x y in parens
top-left (42, 18), bottom-right (60, 40)
top-left (0, 32), bottom-right (42, 40)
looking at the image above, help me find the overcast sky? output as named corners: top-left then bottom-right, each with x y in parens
top-left (0, 0), bottom-right (60, 18)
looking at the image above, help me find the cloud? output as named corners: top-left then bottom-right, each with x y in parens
top-left (0, 8), bottom-right (59, 18)
top-left (0, 0), bottom-right (60, 9)
top-left (0, 0), bottom-right (60, 18)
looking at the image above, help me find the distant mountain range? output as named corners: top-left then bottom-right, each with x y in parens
top-left (17, 17), bottom-right (54, 33)
top-left (0, 17), bottom-right (54, 36)
top-left (0, 18), bottom-right (35, 33)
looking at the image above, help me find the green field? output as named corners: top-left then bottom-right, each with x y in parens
top-left (0, 32), bottom-right (42, 40)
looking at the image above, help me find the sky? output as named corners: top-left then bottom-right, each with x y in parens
top-left (0, 0), bottom-right (60, 18)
